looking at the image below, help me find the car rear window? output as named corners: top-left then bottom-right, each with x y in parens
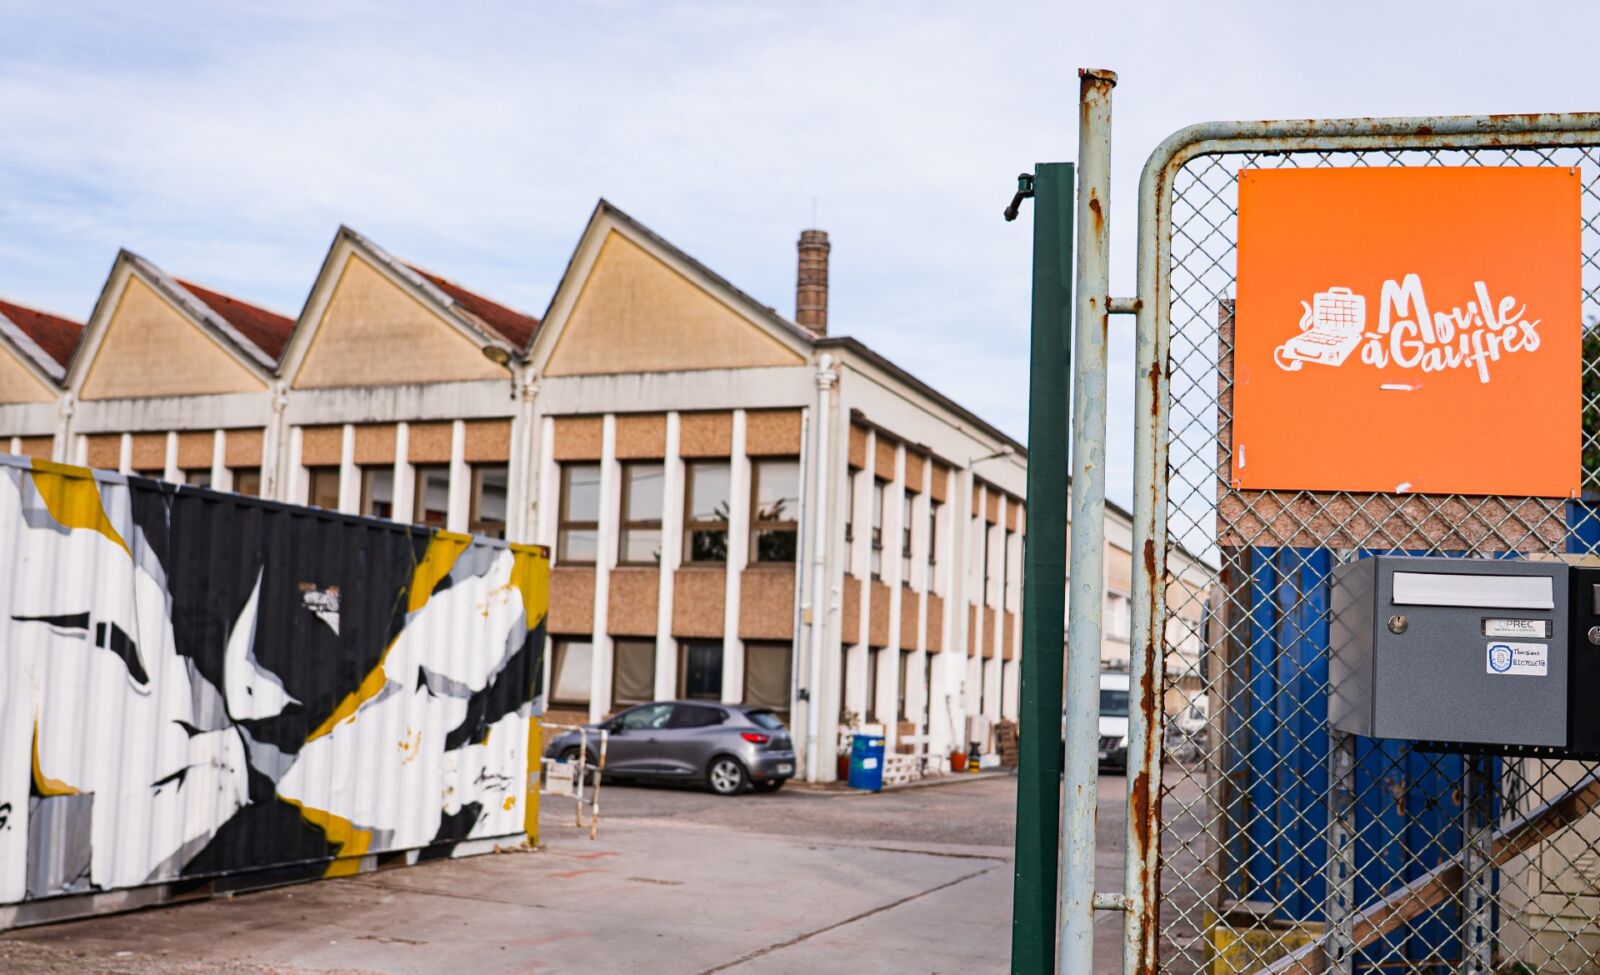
top-left (747, 710), bottom-right (785, 731)
top-left (668, 704), bottom-right (726, 729)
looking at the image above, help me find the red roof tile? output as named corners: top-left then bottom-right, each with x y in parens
top-left (176, 280), bottom-right (295, 362)
top-left (405, 264), bottom-right (540, 349)
top-left (0, 298), bottom-right (83, 368)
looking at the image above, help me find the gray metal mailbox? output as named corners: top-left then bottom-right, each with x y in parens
top-left (1329, 555), bottom-right (1569, 747)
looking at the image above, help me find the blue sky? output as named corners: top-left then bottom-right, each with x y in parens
top-left (3, 1), bottom-right (1594, 507)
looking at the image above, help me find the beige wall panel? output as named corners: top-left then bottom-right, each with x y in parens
top-left (0, 350), bottom-right (55, 404)
top-left (86, 434), bottom-right (120, 470)
top-left (874, 436), bottom-right (897, 481)
top-left (983, 607), bottom-right (998, 660)
top-left (986, 491), bottom-right (1000, 524)
top-left (545, 231), bottom-right (805, 377)
top-left (968, 604), bottom-right (980, 656)
top-left (930, 462), bottom-right (949, 503)
top-left (82, 276), bottom-right (265, 400)
top-left (353, 424), bottom-right (398, 465)
top-left (926, 594), bottom-right (944, 653)
top-left (1003, 612), bottom-right (1017, 661)
top-left (678, 411), bottom-right (732, 458)
top-left (899, 591), bottom-right (921, 651)
top-left (552, 416), bottom-right (603, 461)
top-left (614, 414), bottom-right (666, 460)
top-left (16, 436), bottom-right (52, 459)
top-left (549, 567), bottom-right (596, 634)
top-left (1007, 501), bottom-right (1021, 532)
top-left (463, 418), bottom-right (512, 463)
top-left (868, 581), bottom-right (891, 648)
top-left (607, 568), bottom-right (660, 637)
top-left (972, 485), bottom-right (983, 516)
top-left (744, 409), bottom-right (802, 457)
top-left (293, 254), bottom-right (504, 390)
top-left (225, 429), bottom-right (264, 467)
top-left (1107, 544), bottom-right (1133, 593)
top-left (738, 567), bottom-right (795, 641)
top-left (129, 433), bottom-right (164, 471)
top-left (848, 424), bottom-right (867, 470)
top-left (177, 431), bottom-right (213, 469)
top-left (903, 452), bottom-right (925, 492)
top-left (408, 421), bottom-right (453, 463)
top-left (672, 568), bottom-right (727, 638)
top-left (841, 575), bottom-right (861, 640)
top-left (300, 425), bottom-right (343, 467)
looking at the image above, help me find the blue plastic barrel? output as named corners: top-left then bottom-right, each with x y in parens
top-left (847, 734), bottom-right (886, 791)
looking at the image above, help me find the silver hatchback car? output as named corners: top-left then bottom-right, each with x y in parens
top-left (544, 701), bottom-right (796, 796)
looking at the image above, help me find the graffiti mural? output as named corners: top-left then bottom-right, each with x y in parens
top-left (0, 456), bottom-right (548, 915)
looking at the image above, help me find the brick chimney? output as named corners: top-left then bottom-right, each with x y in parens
top-left (795, 229), bottom-right (830, 334)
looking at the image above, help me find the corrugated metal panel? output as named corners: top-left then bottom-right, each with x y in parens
top-left (0, 453), bottom-right (548, 923)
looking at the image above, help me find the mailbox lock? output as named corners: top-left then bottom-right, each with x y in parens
top-left (1387, 614), bottom-right (1408, 635)
top-left (1588, 626), bottom-right (1600, 647)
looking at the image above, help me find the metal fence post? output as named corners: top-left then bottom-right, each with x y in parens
top-left (1462, 753), bottom-right (1494, 975)
top-left (1011, 161), bottom-right (1074, 974)
top-left (1060, 67), bottom-right (1117, 975)
top-left (1326, 731), bottom-right (1356, 975)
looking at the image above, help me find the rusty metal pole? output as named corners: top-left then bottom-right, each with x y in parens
top-left (1126, 79), bottom-right (1172, 975)
top-left (1059, 67), bottom-right (1116, 975)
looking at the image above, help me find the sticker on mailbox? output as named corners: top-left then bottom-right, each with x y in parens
top-left (1486, 641), bottom-right (1548, 676)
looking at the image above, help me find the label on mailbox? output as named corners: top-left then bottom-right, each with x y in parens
top-left (1484, 618), bottom-right (1550, 639)
top-left (1486, 641), bottom-right (1548, 676)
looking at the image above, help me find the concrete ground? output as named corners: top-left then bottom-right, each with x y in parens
top-left (0, 770), bottom-right (1199, 974)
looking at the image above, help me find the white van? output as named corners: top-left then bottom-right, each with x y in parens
top-left (1098, 671), bottom-right (1129, 772)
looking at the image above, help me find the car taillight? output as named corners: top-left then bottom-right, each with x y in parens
top-left (740, 732), bottom-right (770, 744)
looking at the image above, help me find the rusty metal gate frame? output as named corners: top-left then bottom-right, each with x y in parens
top-left (1061, 88), bottom-right (1600, 975)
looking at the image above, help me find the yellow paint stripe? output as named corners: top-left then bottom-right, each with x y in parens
top-left (280, 797), bottom-right (373, 877)
top-left (305, 532), bottom-right (472, 743)
top-left (509, 546), bottom-right (550, 631)
top-left (28, 461), bottom-right (129, 557)
top-left (32, 721), bottom-right (79, 796)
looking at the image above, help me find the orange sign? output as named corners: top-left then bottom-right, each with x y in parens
top-left (1232, 167), bottom-right (1582, 497)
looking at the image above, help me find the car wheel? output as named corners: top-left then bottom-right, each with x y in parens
top-left (753, 779), bottom-right (785, 793)
top-left (707, 756), bottom-right (748, 796)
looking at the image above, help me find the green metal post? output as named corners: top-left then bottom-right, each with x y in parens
top-left (1011, 161), bottom-right (1073, 974)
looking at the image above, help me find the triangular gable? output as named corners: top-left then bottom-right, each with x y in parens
top-left (280, 228), bottom-right (517, 390)
top-left (532, 202), bottom-right (811, 378)
top-left (76, 267), bottom-right (270, 401)
top-left (0, 343), bottom-right (56, 403)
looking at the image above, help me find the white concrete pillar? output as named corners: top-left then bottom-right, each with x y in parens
top-left (447, 419), bottom-right (468, 533)
top-left (338, 423), bottom-right (359, 514)
top-left (211, 430), bottom-right (230, 491)
top-left (287, 426), bottom-right (307, 504)
top-left (73, 435), bottom-right (87, 466)
top-left (7, 437), bottom-right (18, 455)
top-left (589, 414), bottom-right (618, 722)
top-left (722, 409), bottom-right (749, 705)
top-left (393, 422), bottom-right (414, 524)
top-left (117, 433), bottom-right (132, 475)
top-left (538, 416), bottom-right (558, 552)
top-left (163, 431), bottom-right (180, 482)
top-left (655, 412), bottom-right (683, 701)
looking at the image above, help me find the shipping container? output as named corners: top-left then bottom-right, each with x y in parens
top-left (0, 454), bottom-right (549, 928)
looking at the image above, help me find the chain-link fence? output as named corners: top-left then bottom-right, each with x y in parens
top-left (1142, 129), bottom-right (1600, 974)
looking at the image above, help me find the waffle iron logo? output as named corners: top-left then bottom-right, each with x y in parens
top-left (1273, 277), bottom-right (1541, 383)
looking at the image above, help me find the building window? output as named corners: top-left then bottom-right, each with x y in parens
top-left (612, 639), bottom-right (656, 708)
top-left (361, 467), bottom-right (394, 519)
top-left (1002, 528), bottom-right (1015, 609)
top-left (898, 649), bottom-right (914, 721)
top-left (679, 641), bottom-right (723, 701)
top-left (684, 461), bottom-right (730, 563)
top-left (550, 638), bottom-right (593, 706)
top-left (558, 462), bottom-right (601, 564)
top-left (471, 464), bottom-right (508, 539)
top-left (184, 469), bottom-right (212, 489)
top-left (844, 470), bottom-right (858, 545)
top-left (413, 465), bottom-right (449, 526)
top-left (619, 462), bottom-right (664, 565)
top-left (865, 646), bottom-right (882, 723)
top-left (869, 480), bottom-right (885, 580)
top-left (923, 651), bottom-right (935, 717)
top-left (901, 493), bottom-right (914, 581)
top-left (751, 458), bottom-right (800, 563)
top-left (927, 500), bottom-right (941, 584)
top-left (233, 468), bottom-right (261, 497)
top-left (743, 642), bottom-right (792, 718)
top-left (1107, 591), bottom-right (1131, 641)
top-left (307, 466), bottom-right (340, 511)
top-left (981, 521), bottom-right (992, 603)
